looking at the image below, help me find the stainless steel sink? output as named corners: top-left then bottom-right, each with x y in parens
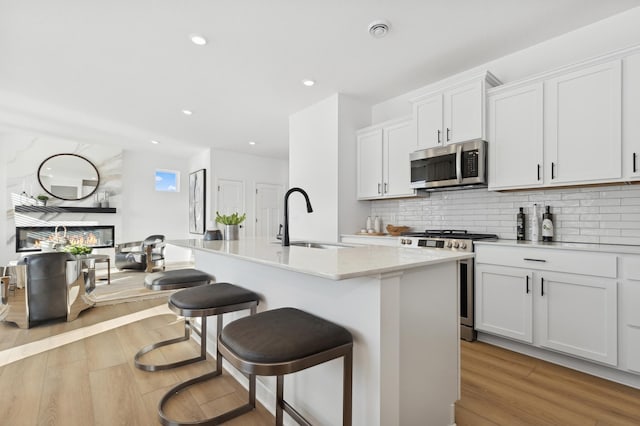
top-left (275, 241), bottom-right (354, 249)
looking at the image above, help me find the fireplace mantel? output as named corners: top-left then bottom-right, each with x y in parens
top-left (15, 206), bottom-right (116, 214)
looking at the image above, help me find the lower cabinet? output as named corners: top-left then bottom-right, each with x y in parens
top-left (620, 255), bottom-right (640, 373)
top-left (475, 245), bottom-right (618, 366)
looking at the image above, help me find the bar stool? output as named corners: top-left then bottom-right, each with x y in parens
top-left (217, 307), bottom-right (353, 426)
top-left (156, 283), bottom-right (260, 426)
top-left (135, 269), bottom-right (214, 371)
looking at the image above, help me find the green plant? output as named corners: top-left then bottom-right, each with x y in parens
top-left (63, 244), bottom-right (93, 255)
top-left (215, 211), bottom-right (246, 225)
top-left (36, 194), bottom-right (49, 201)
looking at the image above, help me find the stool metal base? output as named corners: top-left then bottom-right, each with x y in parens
top-left (158, 305), bottom-right (258, 426)
top-left (134, 316), bottom-right (207, 372)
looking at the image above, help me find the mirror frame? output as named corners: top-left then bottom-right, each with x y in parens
top-left (37, 153), bottom-right (101, 201)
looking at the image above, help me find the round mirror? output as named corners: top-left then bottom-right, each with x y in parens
top-left (37, 154), bottom-right (100, 201)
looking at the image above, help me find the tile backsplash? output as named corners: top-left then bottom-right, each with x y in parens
top-left (370, 185), bottom-right (640, 245)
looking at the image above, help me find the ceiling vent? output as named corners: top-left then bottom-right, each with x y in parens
top-left (368, 20), bottom-right (390, 38)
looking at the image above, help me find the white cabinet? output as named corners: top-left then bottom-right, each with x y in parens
top-left (357, 128), bottom-right (384, 199)
top-left (488, 57), bottom-right (626, 191)
top-left (620, 255), bottom-right (640, 373)
top-left (475, 244), bottom-right (618, 366)
top-left (475, 264), bottom-right (533, 343)
top-left (413, 73), bottom-right (500, 150)
top-left (623, 52), bottom-right (640, 180)
top-left (545, 60), bottom-right (622, 185)
top-left (488, 83), bottom-right (543, 190)
top-left (537, 271), bottom-right (617, 366)
top-left (357, 118), bottom-right (419, 200)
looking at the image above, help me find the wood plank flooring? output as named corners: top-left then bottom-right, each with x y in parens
top-left (456, 340), bottom-right (640, 426)
top-left (2, 303), bottom-right (640, 425)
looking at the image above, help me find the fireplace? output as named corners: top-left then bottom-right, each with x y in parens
top-left (16, 225), bottom-right (115, 252)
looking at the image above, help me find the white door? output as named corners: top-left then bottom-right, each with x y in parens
top-left (546, 60), bottom-right (622, 184)
top-left (255, 183), bottom-right (283, 240)
top-left (414, 94), bottom-right (443, 149)
top-left (537, 271), bottom-right (618, 366)
top-left (623, 52), bottom-right (640, 180)
top-left (488, 83), bottom-right (544, 190)
top-left (444, 80), bottom-right (483, 144)
top-left (475, 264), bottom-right (533, 343)
top-left (383, 119), bottom-right (415, 198)
top-left (357, 128), bottom-right (383, 199)
top-left (216, 178), bottom-right (246, 237)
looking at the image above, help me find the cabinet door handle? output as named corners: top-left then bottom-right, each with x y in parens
top-left (525, 275), bottom-right (530, 294)
top-left (523, 258), bottom-right (546, 262)
top-left (446, 127), bottom-right (451, 142)
top-left (541, 277), bottom-right (545, 296)
top-left (634, 153), bottom-right (637, 173)
top-left (551, 162), bottom-right (555, 179)
top-left (437, 129), bottom-right (441, 144)
top-left (537, 164), bottom-right (541, 181)
top-left (377, 183), bottom-right (381, 194)
top-left (384, 182), bottom-right (388, 194)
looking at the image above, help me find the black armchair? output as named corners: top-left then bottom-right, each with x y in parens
top-left (115, 235), bottom-right (166, 272)
top-left (1, 252), bottom-right (93, 328)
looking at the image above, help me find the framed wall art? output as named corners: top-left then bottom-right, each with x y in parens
top-left (189, 169), bottom-right (206, 234)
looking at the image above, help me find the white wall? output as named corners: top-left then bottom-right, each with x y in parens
top-left (210, 149), bottom-right (288, 238)
top-left (120, 150), bottom-right (189, 242)
top-left (372, 7), bottom-right (640, 123)
top-left (0, 135), bottom-right (8, 265)
top-left (289, 94), bottom-right (370, 241)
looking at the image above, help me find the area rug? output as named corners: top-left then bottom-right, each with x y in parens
top-left (87, 261), bottom-right (195, 306)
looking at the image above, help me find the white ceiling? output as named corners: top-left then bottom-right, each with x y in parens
top-left (1, 1), bottom-right (638, 159)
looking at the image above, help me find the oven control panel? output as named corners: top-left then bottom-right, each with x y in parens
top-left (399, 237), bottom-right (472, 252)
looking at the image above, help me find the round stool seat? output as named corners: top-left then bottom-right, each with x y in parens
top-left (220, 307), bottom-right (353, 364)
top-left (170, 283), bottom-right (260, 311)
top-left (144, 268), bottom-right (212, 290)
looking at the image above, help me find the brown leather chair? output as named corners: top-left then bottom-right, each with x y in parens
top-left (114, 234), bottom-right (166, 272)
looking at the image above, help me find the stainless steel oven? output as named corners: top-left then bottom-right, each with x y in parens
top-left (399, 230), bottom-right (497, 341)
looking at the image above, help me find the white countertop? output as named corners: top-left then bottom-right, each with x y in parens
top-left (169, 238), bottom-right (473, 280)
top-left (475, 239), bottom-right (640, 255)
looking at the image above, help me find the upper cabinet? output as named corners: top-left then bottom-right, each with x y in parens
top-left (487, 46), bottom-right (640, 191)
top-left (488, 83), bottom-right (544, 190)
top-left (413, 72), bottom-right (501, 150)
top-left (357, 117), bottom-right (419, 200)
top-left (545, 60), bottom-right (622, 185)
top-left (623, 52), bottom-right (640, 181)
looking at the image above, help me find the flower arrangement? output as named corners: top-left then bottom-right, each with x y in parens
top-left (215, 211), bottom-right (246, 225)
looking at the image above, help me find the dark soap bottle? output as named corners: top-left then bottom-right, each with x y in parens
top-left (542, 205), bottom-right (554, 242)
top-left (516, 207), bottom-right (526, 241)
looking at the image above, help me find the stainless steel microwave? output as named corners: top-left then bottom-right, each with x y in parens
top-left (409, 139), bottom-right (487, 190)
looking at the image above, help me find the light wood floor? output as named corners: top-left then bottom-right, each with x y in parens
top-left (2, 304), bottom-right (640, 425)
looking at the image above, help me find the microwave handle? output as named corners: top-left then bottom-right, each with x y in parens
top-left (456, 143), bottom-right (463, 183)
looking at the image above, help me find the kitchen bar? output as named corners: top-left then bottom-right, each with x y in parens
top-left (170, 238), bottom-right (473, 426)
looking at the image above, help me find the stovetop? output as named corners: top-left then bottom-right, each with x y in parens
top-left (401, 229), bottom-right (498, 240)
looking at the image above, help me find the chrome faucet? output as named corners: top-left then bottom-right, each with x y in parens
top-left (282, 187), bottom-right (313, 246)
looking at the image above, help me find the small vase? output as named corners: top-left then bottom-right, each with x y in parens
top-left (224, 225), bottom-right (239, 240)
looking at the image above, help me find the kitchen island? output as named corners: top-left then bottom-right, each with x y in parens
top-left (170, 238), bottom-right (473, 426)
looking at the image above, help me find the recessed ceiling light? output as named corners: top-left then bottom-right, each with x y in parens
top-left (248, 141), bottom-right (256, 146)
top-left (302, 79), bottom-right (315, 87)
top-left (182, 109), bottom-right (193, 115)
top-left (151, 140), bottom-right (159, 145)
top-left (189, 34), bottom-right (207, 46)
top-left (368, 19), bottom-right (390, 38)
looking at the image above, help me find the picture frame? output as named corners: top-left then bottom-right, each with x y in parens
top-left (155, 169), bottom-right (180, 192)
top-left (189, 169), bottom-right (206, 234)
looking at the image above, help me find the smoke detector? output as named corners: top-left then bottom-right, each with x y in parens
top-left (368, 20), bottom-right (390, 38)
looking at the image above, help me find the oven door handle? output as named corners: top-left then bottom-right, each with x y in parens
top-left (456, 143), bottom-right (463, 184)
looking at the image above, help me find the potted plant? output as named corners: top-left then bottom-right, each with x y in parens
top-left (36, 194), bottom-right (49, 206)
top-left (215, 211), bottom-right (246, 240)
